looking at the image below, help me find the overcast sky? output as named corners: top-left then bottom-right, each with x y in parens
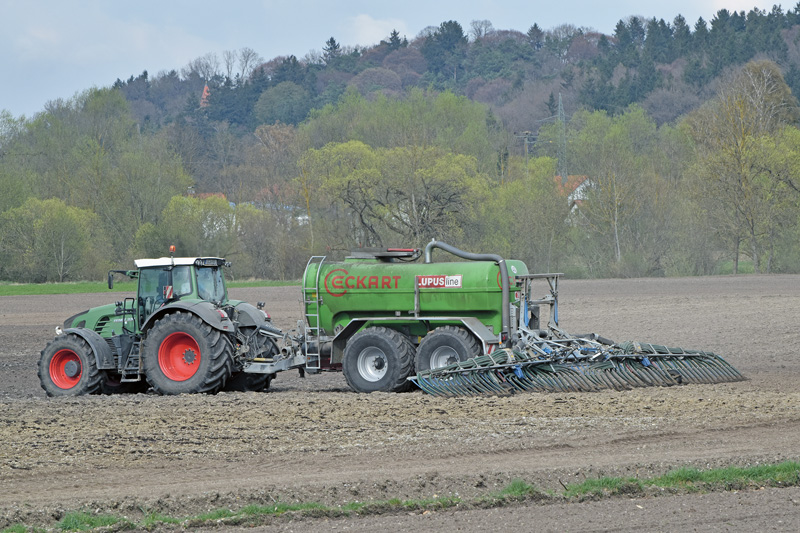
top-left (0, 0), bottom-right (785, 118)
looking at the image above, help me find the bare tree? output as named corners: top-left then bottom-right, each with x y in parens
top-left (238, 47), bottom-right (263, 79)
top-left (223, 50), bottom-right (237, 80)
top-left (182, 52), bottom-right (221, 80)
top-left (469, 19), bottom-right (494, 41)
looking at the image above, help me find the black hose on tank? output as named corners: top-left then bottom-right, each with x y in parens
top-left (423, 240), bottom-right (510, 347)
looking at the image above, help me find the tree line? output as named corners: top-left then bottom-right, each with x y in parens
top-left (3, 7), bottom-right (800, 282)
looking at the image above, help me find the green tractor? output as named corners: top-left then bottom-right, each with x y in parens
top-left (38, 251), bottom-right (281, 396)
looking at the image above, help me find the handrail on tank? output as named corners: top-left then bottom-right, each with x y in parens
top-left (423, 239), bottom-right (511, 346)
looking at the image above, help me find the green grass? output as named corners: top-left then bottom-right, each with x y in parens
top-left (1, 526), bottom-right (31, 533)
top-left (56, 511), bottom-right (130, 531)
top-left (0, 279), bottom-right (298, 296)
top-left (563, 476), bottom-right (642, 498)
top-left (651, 461), bottom-right (800, 488)
top-left (139, 512), bottom-right (180, 528)
top-left (3, 461), bottom-right (800, 532)
top-left (491, 478), bottom-right (539, 500)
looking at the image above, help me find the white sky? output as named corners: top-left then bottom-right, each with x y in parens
top-left (0, 0), bottom-right (786, 118)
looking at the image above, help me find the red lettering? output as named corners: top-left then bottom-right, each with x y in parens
top-left (345, 276), bottom-right (355, 289)
top-left (393, 275), bottom-right (401, 288)
top-left (357, 276), bottom-right (366, 289)
top-left (324, 268), bottom-right (349, 297)
top-left (381, 276), bottom-right (391, 288)
top-left (368, 276), bottom-right (378, 288)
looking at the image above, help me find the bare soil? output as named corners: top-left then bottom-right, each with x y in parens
top-left (2, 275), bottom-right (800, 531)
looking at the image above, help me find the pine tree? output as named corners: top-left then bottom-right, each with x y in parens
top-left (323, 37), bottom-right (342, 64)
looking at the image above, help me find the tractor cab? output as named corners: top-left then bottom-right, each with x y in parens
top-left (132, 257), bottom-right (229, 326)
top-left (108, 253), bottom-right (230, 335)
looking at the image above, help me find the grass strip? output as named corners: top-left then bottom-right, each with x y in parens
top-left (2, 461), bottom-right (799, 532)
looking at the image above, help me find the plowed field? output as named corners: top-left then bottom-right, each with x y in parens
top-left (2, 275), bottom-right (800, 531)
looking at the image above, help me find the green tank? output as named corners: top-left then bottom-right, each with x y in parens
top-left (301, 241), bottom-right (528, 393)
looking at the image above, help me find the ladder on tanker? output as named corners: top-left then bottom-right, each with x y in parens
top-left (302, 256), bottom-right (326, 370)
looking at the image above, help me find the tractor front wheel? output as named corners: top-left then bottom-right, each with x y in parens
top-left (38, 335), bottom-right (102, 397)
top-left (415, 326), bottom-right (480, 372)
top-left (342, 327), bottom-right (415, 393)
top-left (143, 311), bottom-right (233, 395)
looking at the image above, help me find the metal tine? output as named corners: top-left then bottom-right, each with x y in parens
top-left (467, 371), bottom-right (500, 395)
top-left (466, 370), bottom-right (497, 394)
top-left (451, 373), bottom-right (482, 396)
top-left (561, 367), bottom-right (597, 392)
top-left (417, 377), bottom-right (451, 398)
top-left (521, 365), bottom-right (562, 392)
top-left (522, 367), bottom-right (561, 392)
top-left (684, 357), bottom-right (719, 383)
top-left (633, 361), bottom-right (674, 387)
top-left (424, 377), bottom-right (457, 398)
top-left (594, 363), bottom-right (630, 391)
top-left (632, 360), bottom-right (674, 386)
top-left (661, 357), bottom-right (702, 383)
top-left (646, 359), bottom-right (681, 385)
top-left (683, 358), bottom-right (721, 383)
top-left (615, 361), bottom-right (650, 387)
top-left (546, 366), bottom-right (582, 392)
top-left (702, 356), bottom-right (743, 380)
top-left (677, 358), bottom-right (713, 383)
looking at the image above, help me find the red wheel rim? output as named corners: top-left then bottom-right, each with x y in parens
top-left (158, 332), bottom-right (201, 381)
top-left (50, 349), bottom-right (82, 389)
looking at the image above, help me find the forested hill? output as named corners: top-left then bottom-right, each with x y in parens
top-left (3, 6), bottom-right (800, 283)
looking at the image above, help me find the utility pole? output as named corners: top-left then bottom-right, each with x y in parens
top-left (515, 131), bottom-right (535, 179)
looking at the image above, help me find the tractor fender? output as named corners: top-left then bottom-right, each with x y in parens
top-left (62, 328), bottom-right (116, 370)
top-left (141, 301), bottom-right (235, 334)
top-left (231, 301), bottom-right (266, 328)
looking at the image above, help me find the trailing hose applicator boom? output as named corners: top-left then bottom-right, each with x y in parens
top-left (408, 272), bottom-right (744, 397)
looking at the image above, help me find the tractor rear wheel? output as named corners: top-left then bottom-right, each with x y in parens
top-left (343, 327), bottom-right (415, 393)
top-left (38, 335), bottom-right (102, 397)
top-left (415, 326), bottom-right (480, 372)
top-left (142, 311), bottom-right (233, 395)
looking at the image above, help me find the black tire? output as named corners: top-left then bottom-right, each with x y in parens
top-left (342, 327), bottom-right (415, 393)
top-left (415, 326), bottom-right (481, 372)
top-left (100, 371), bottom-right (149, 394)
top-left (38, 335), bottom-right (102, 397)
top-left (225, 338), bottom-right (278, 392)
top-left (142, 311), bottom-right (233, 395)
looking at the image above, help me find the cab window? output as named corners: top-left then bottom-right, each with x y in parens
top-left (172, 266), bottom-right (193, 297)
top-left (196, 267), bottom-right (226, 303)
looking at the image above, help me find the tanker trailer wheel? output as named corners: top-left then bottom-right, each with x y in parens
top-left (38, 335), bottom-right (102, 397)
top-left (415, 326), bottom-right (480, 372)
top-left (224, 337), bottom-right (279, 392)
top-left (142, 311), bottom-right (233, 395)
top-left (342, 327), bottom-right (415, 393)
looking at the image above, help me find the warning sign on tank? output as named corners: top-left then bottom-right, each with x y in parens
top-left (417, 275), bottom-right (462, 288)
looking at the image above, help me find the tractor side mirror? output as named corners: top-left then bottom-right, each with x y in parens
top-left (107, 271), bottom-right (114, 290)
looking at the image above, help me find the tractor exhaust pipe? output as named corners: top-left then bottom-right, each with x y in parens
top-left (424, 240), bottom-right (511, 346)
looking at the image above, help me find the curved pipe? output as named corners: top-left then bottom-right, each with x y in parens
top-left (424, 240), bottom-right (511, 346)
